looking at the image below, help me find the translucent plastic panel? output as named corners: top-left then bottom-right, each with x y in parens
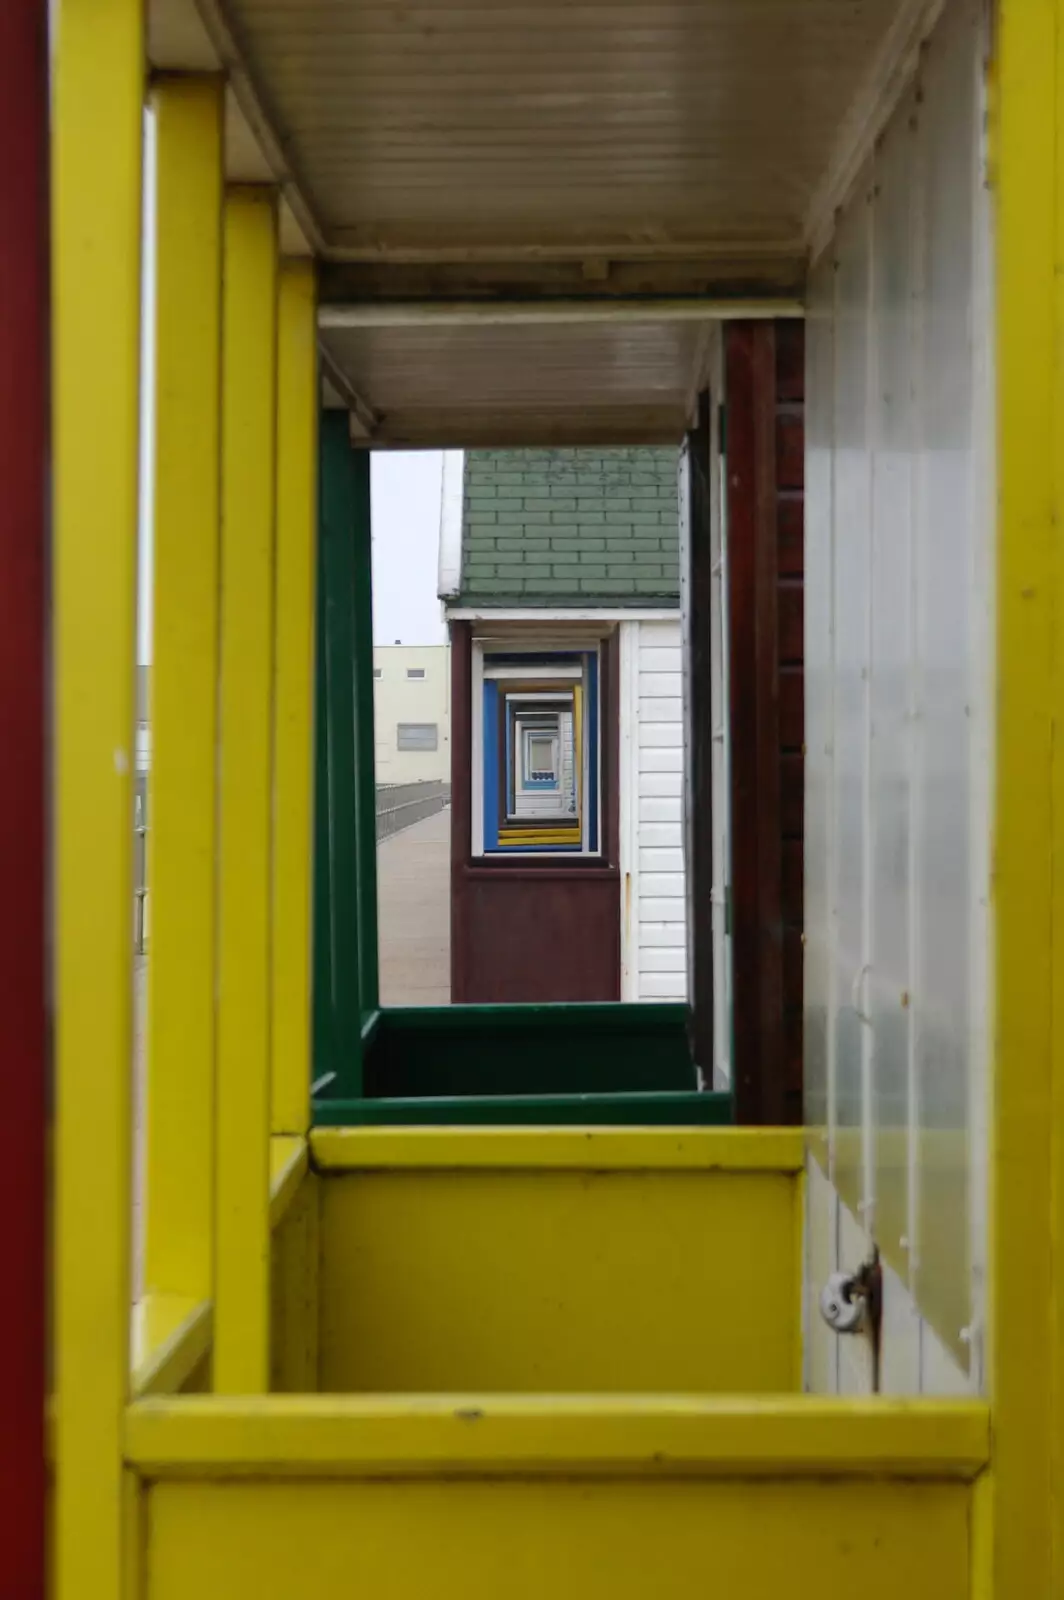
top-left (911, 0), bottom-right (981, 1370)
top-left (830, 196), bottom-right (872, 1217)
top-left (802, 0), bottom-right (990, 1390)
top-left (868, 90), bottom-right (918, 1284)
top-left (802, 255), bottom-right (835, 1159)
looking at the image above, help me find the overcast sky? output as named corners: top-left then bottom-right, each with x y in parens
top-left (371, 452), bottom-right (449, 647)
top-left (140, 442), bottom-right (449, 660)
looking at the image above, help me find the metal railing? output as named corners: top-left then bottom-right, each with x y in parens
top-left (376, 779), bottom-right (450, 843)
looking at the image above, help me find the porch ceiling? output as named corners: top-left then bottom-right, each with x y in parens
top-left (179, 0), bottom-right (915, 270)
top-left (153, 0), bottom-right (925, 444)
top-left (318, 314), bottom-right (714, 447)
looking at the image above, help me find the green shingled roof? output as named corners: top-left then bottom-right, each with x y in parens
top-left (458, 447), bottom-right (680, 606)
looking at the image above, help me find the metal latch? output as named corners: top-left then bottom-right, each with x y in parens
top-left (819, 1248), bottom-right (883, 1389)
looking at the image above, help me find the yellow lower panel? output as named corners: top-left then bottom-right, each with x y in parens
top-left (145, 1477), bottom-right (969, 1600)
top-left (270, 1169), bottom-right (319, 1392)
top-left (319, 1168), bottom-right (800, 1391)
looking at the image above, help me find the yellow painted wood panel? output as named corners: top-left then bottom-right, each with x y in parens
top-left (215, 187), bottom-right (279, 1394)
top-left (270, 1171), bottom-right (320, 1393)
top-left (268, 1134), bottom-right (309, 1227)
top-left (146, 74), bottom-right (224, 1305)
top-left (271, 260), bottom-right (318, 1137)
top-left (319, 1168), bottom-right (800, 1392)
top-left (145, 1477), bottom-right (970, 1600)
top-left (52, 0), bottom-right (143, 1594)
top-left (1050, 8), bottom-right (1064, 1590)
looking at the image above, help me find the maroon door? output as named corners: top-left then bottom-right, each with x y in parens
top-left (450, 623), bottom-right (621, 1003)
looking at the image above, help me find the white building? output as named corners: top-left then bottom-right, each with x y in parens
top-left (373, 644), bottom-right (451, 785)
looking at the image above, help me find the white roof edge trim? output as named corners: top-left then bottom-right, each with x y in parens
top-left (437, 450), bottom-right (465, 600)
top-left (444, 607), bottom-right (679, 623)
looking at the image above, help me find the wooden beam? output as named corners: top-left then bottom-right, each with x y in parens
top-left (323, 231), bottom-right (806, 269)
top-left (319, 298), bottom-right (802, 331)
top-left (317, 342), bottom-right (379, 439)
top-left (188, 0), bottom-right (326, 254)
top-left (318, 257), bottom-right (806, 308)
top-left (359, 414), bottom-right (687, 450)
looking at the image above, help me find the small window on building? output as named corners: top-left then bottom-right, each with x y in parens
top-left (397, 722), bottom-right (438, 752)
top-left (373, 667), bottom-right (382, 679)
top-left (406, 667), bottom-right (426, 680)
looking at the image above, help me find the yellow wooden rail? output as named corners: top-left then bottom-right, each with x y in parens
top-left (271, 260), bottom-right (319, 1138)
top-left (124, 1395), bottom-right (990, 1481)
top-left (145, 74), bottom-right (224, 1307)
top-left (215, 187), bottom-right (279, 1394)
top-left (310, 1126), bottom-right (806, 1172)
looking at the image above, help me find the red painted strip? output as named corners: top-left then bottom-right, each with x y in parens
top-left (0, 5), bottom-right (49, 1597)
top-left (726, 323), bottom-right (787, 1125)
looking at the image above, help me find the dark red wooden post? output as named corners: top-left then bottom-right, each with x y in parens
top-left (686, 393), bottom-right (715, 1081)
top-left (726, 321), bottom-right (805, 1125)
top-left (0, 3), bottom-right (49, 1595)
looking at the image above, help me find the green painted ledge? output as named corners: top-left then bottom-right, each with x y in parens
top-left (310, 1002), bottom-right (727, 1127)
top-left (312, 1090), bottom-right (732, 1128)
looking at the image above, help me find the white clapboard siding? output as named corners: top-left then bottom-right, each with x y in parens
top-left (640, 923), bottom-right (687, 947)
top-left (639, 772), bottom-right (681, 797)
top-left (639, 722), bottom-right (683, 748)
top-left (640, 747), bottom-right (683, 772)
top-left (639, 697), bottom-right (683, 722)
top-left (640, 873), bottom-right (685, 899)
top-left (641, 897), bottom-right (686, 923)
top-left (640, 948), bottom-right (688, 973)
top-left (639, 973), bottom-right (685, 998)
top-left (641, 797), bottom-right (682, 823)
top-left (639, 846), bottom-right (683, 873)
top-left (639, 672), bottom-right (682, 698)
top-left (639, 648), bottom-right (681, 673)
top-left (640, 822), bottom-right (683, 848)
top-left (620, 618), bottom-right (688, 1001)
